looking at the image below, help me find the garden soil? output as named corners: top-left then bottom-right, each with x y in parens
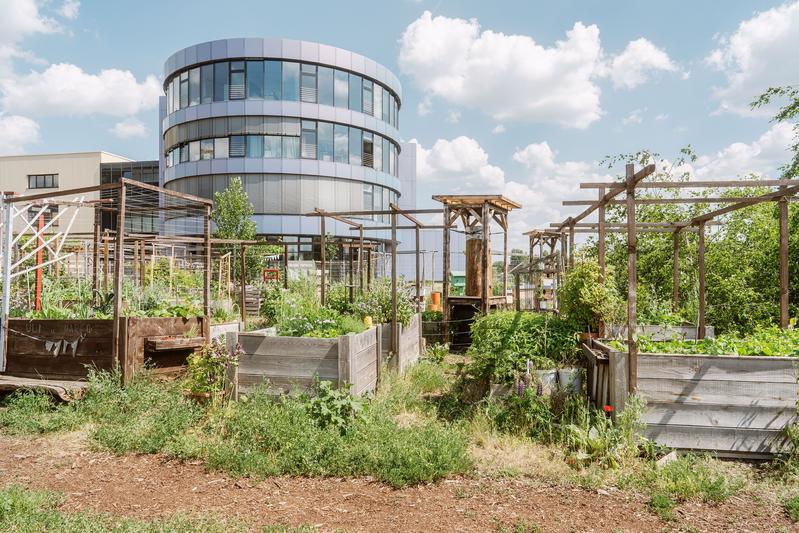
top-left (0, 432), bottom-right (793, 532)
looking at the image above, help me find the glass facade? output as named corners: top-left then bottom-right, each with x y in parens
top-left (166, 59), bottom-right (400, 129)
top-left (164, 116), bottom-right (399, 175)
top-left (167, 173), bottom-right (397, 218)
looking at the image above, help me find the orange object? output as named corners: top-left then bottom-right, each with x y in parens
top-left (262, 268), bottom-right (280, 283)
top-left (431, 292), bottom-right (441, 305)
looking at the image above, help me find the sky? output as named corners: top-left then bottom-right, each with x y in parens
top-left (1, 0), bottom-right (798, 247)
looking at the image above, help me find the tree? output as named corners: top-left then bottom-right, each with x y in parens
top-left (211, 177), bottom-right (256, 240)
top-left (752, 85), bottom-right (799, 178)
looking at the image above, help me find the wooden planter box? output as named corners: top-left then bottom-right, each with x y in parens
top-left (228, 314), bottom-right (423, 397)
top-left (4, 316), bottom-right (207, 383)
top-left (583, 337), bottom-right (799, 457)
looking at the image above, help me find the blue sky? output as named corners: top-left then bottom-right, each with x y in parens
top-left (1, 0), bottom-right (797, 241)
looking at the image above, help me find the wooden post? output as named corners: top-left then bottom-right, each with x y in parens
top-left (503, 215), bottom-right (509, 306)
top-left (283, 243), bottom-right (289, 289)
top-left (568, 219), bottom-right (575, 269)
top-left (203, 205), bottom-right (212, 342)
top-left (359, 225), bottom-right (364, 294)
top-left (391, 208), bottom-right (398, 355)
top-left (481, 203), bottom-right (490, 314)
top-left (112, 185), bottom-right (126, 378)
top-left (698, 220), bottom-right (706, 339)
top-left (239, 245), bottom-right (247, 327)
top-left (320, 216), bottom-right (326, 306)
top-left (348, 240), bottom-right (354, 304)
top-left (598, 187), bottom-right (606, 281)
top-left (92, 209), bottom-right (101, 295)
top-left (779, 196), bottom-right (789, 329)
top-left (103, 231), bottom-right (109, 293)
top-left (442, 206), bottom-right (451, 344)
top-left (415, 224), bottom-right (422, 312)
top-left (672, 231), bottom-right (680, 311)
top-left (133, 239), bottom-right (139, 283)
top-left (366, 249), bottom-right (372, 288)
top-left (625, 164), bottom-right (637, 394)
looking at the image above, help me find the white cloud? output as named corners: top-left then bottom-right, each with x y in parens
top-left (706, 1), bottom-right (799, 115)
top-left (0, 114), bottom-right (40, 154)
top-left (2, 63), bottom-right (161, 117)
top-left (398, 11), bottom-right (606, 128)
top-left (0, 0), bottom-right (59, 45)
top-left (417, 95), bottom-right (432, 116)
top-left (655, 113), bottom-right (669, 121)
top-left (446, 110), bottom-right (461, 124)
top-left (621, 109), bottom-right (644, 126)
top-left (413, 136), bottom-right (505, 191)
top-left (690, 122), bottom-right (794, 180)
top-left (109, 117), bottom-right (147, 139)
top-left (59, 0), bottom-right (80, 20)
top-left (492, 124), bottom-right (505, 134)
top-left (610, 38), bottom-right (679, 90)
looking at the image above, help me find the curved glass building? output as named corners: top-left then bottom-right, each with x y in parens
top-left (160, 38), bottom-right (409, 256)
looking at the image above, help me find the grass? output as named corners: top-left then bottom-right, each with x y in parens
top-left (785, 494), bottom-right (799, 522)
top-left (0, 485), bottom-right (313, 532)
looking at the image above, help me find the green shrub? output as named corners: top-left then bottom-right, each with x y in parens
top-left (468, 311), bottom-right (579, 382)
top-left (302, 381), bottom-right (366, 434)
top-left (422, 309), bottom-right (443, 322)
top-left (559, 260), bottom-right (624, 333)
top-left (785, 494), bottom-right (799, 522)
top-left (423, 342), bottom-right (449, 363)
top-left (629, 455), bottom-right (744, 505)
top-left (0, 390), bottom-right (86, 435)
top-left (648, 493), bottom-right (675, 521)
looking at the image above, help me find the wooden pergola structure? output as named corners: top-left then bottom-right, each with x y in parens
top-left (434, 195), bottom-right (521, 346)
top-left (537, 165), bottom-right (798, 394)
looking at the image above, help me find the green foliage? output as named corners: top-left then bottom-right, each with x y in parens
top-left (610, 325), bottom-right (799, 356)
top-left (350, 278), bottom-right (415, 326)
top-left (0, 390), bottom-right (86, 435)
top-left (423, 342), bottom-right (449, 364)
top-left (752, 85), bottom-right (799, 179)
top-left (468, 311), bottom-right (579, 382)
top-left (785, 494), bottom-right (799, 522)
top-left (559, 259), bottom-right (625, 333)
top-left (211, 177), bottom-right (256, 240)
top-left (301, 381), bottom-right (366, 433)
top-left (489, 393), bottom-right (645, 469)
top-left (647, 493), bottom-right (676, 521)
top-left (628, 455), bottom-right (743, 507)
top-left (421, 309), bottom-right (443, 322)
top-left (185, 338), bottom-right (240, 395)
top-left (0, 485), bottom-right (269, 532)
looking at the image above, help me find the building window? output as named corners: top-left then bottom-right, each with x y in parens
top-left (382, 137), bottom-right (390, 173)
top-left (362, 79), bottom-right (373, 116)
top-left (246, 135), bottom-right (264, 158)
top-left (374, 136), bottom-right (382, 172)
top-left (282, 136), bottom-right (300, 159)
top-left (318, 66), bottom-right (334, 106)
top-left (229, 61), bottom-right (245, 100)
top-left (383, 87), bottom-right (391, 124)
top-left (213, 61), bottom-right (228, 102)
top-left (334, 124), bottom-right (348, 163)
top-left (282, 62), bottom-right (300, 102)
top-left (301, 120), bottom-right (317, 159)
top-left (334, 70), bottom-right (348, 108)
top-left (189, 67), bottom-right (200, 106)
top-left (179, 71), bottom-right (189, 109)
top-left (179, 144), bottom-right (188, 163)
top-left (374, 86), bottom-right (383, 123)
top-left (348, 74), bottom-right (362, 112)
top-left (362, 131), bottom-right (373, 167)
top-left (214, 137), bottom-right (229, 158)
top-left (27, 174), bottom-right (59, 189)
top-left (200, 139), bottom-right (214, 160)
top-left (200, 64), bottom-right (213, 104)
top-left (265, 60), bottom-right (281, 100)
top-left (246, 61), bottom-right (264, 99)
top-left (27, 205), bottom-right (59, 226)
top-left (318, 122), bottom-right (334, 162)
top-left (300, 64), bottom-right (317, 103)
top-left (349, 127), bottom-right (361, 166)
top-left (229, 135), bottom-right (246, 157)
top-left (264, 135), bottom-right (282, 158)
top-left (189, 140), bottom-right (200, 162)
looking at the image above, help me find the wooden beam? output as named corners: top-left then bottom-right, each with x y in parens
top-left (698, 221), bottom-right (706, 340)
top-left (579, 178), bottom-right (796, 189)
top-left (626, 164), bottom-right (637, 395)
top-left (320, 217), bottom-right (326, 306)
top-left (240, 245), bottom-right (247, 327)
top-left (391, 208), bottom-right (399, 354)
top-left (563, 196), bottom-right (799, 206)
top-left (442, 205), bottom-right (451, 344)
top-left (415, 224), bottom-right (422, 312)
top-left (683, 183), bottom-right (799, 228)
top-left (111, 184), bottom-right (126, 380)
top-left (203, 204), bottom-right (212, 341)
top-left (672, 232), bottom-right (680, 312)
top-left (779, 195), bottom-right (789, 329)
top-left (482, 203), bottom-right (491, 314)
top-left (568, 219), bottom-right (575, 269)
top-left (306, 208), bottom-right (441, 217)
top-left (598, 187), bottom-right (606, 282)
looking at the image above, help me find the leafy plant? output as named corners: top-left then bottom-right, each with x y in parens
top-left (185, 338), bottom-right (240, 396)
top-left (301, 380), bottom-right (366, 434)
top-left (559, 259), bottom-right (625, 333)
top-left (423, 342), bottom-right (449, 363)
top-left (785, 494), bottom-right (799, 522)
top-left (422, 309), bottom-right (443, 322)
top-left (468, 311), bottom-right (579, 382)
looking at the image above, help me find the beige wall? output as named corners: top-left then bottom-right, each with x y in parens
top-left (0, 151), bottom-right (131, 236)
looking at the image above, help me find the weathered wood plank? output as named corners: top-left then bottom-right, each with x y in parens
top-left (238, 335), bottom-right (338, 357)
top-left (644, 424), bottom-right (788, 454)
top-left (0, 375), bottom-right (88, 401)
top-left (638, 355), bottom-right (799, 383)
top-left (643, 402), bottom-right (796, 430)
top-left (238, 353), bottom-right (338, 380)
top-left (238, 373), bottom-right (316, 392)
top-left (638, 378), bottom-right (798, 407)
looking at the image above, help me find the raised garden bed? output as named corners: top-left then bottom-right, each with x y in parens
top-left (583, 329), bottom-right (799, 457)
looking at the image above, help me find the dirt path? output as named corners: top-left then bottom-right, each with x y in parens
top-left (0, 432), bottom-right (793, 532)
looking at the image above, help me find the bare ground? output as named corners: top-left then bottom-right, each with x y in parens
top-left (0, 431), bottom-right (794, 533)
